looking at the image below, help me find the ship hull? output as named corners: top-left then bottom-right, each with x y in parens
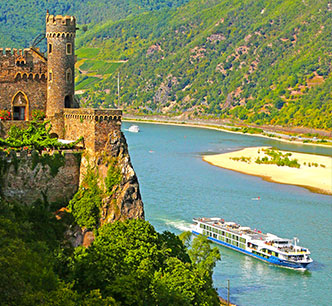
top-left (192, 230), bottom-right (309, 270)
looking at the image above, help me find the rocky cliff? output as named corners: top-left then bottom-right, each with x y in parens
top-left (81, 129), bottom-right (145, 224)
top-left (0, 131), bottom-right (144, 223)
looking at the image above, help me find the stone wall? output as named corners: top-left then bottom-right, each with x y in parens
top-left (63, 108), bottom-right (122, 152)
top-left (0, 48), bottom-right (47, 120)
top-left (0, 120), bottom-right (29, 138)
top-left (0, 150), bottom-right (81, 205)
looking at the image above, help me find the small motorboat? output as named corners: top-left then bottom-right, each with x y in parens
top-left (128, 125), bottom-right (140, 133)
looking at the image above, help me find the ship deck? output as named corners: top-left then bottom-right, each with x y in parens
top-left (194, 218), bottom-right (309, 254)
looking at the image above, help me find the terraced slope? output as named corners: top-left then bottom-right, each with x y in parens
top-left (76, 0), bottom-right (332, 130)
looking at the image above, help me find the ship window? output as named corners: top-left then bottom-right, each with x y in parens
top-left (66, 43), bottom-right (72, 55)
top-left (48, 43), bottom-right (53, 54)
top-left (200, 224), bottom-right (204, 228)
top-left (222, 231), bottom-right (225, 236)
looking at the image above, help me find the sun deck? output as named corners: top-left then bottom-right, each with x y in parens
top-left (194, 217), bottom-right (268, 241)
top-left (194, 217), bottom-right (310, 255)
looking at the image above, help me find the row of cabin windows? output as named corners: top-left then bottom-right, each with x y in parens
top-left (48, 43), bottom-right (72, 55)
top-left (48, 69), bottom-right (72, 83)
top-left (200, 224), bottom-right (246, 243)
top-left (202, 229), bottom-right (246, 249)
top-left (252, 250), bottom-right (270, 259)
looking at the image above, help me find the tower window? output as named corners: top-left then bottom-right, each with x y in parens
top-left (48, 43), bottom-right (53, 54)
top-left (66, 43), bottom-right (72, 55)
top-left (49, 71), bottom-right (53, 82)
top-left (66, 69), bottom-right (72, 83)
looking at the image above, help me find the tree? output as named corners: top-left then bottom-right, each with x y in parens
top-left (67, 220), bottom-right (220, 305)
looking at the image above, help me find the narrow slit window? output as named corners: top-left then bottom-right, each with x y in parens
top-left (66, 69), bottom-right (72, 83)
top-left (49, 71), bottom-right (53, 82)
top-left (48, 43), bottom-right (53, 54)
top-left (66, 43), bottom-right (72, 55)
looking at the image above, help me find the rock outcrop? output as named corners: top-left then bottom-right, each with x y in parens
top-left (80, 129), bottom-right (144, 224)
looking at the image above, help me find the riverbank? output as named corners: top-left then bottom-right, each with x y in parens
top-left (202, 146), bottom-right (332, 195)
top-left (123, 115), bottom-right (332, 148)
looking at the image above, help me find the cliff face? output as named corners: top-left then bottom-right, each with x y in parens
top-left (103, 131), bottom-right (144, 222)
top-left (0, 130), bottom-right (144, 247)
top-left (0, 150), bottom-right (81, 205)
top-left (80, 129), bottom-right (144, 224)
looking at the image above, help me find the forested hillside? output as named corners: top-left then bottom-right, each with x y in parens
top-left (0, 0), bottom-right (188, 47)
top-left (1, 0), bottom-right (331, 130)
top-left (75, 0), bottom-right (332, 130)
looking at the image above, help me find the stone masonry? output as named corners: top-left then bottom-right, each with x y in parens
top-left (0, 12), bottom-right (122, 153)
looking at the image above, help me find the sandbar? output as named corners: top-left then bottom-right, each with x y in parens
top-left (202, 146), bottom-right (332, 195)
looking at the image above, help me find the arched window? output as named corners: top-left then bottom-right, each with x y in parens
top-left (12, 92), bottom-right (29, 120)
top-left (66, 68), bottom-right (72, 83)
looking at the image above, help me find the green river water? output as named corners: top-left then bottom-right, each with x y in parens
top-left (123, 122), bottom-right (332, 306)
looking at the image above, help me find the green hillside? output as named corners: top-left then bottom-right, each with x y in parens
top-left (0, 0), bottom-right (188, 47)
top-left (76, 0), bottom-right (332, 130)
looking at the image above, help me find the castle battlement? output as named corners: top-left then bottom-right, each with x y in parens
top-left (0, 48), bottom-right (30, 58)
top-left (46, 14), bottom-right (76, 26)
top-left (46, 13), bottom-right (76, 36)
top-left (1, 12), bottom-right (121, 153)
top-left (63, 108), bottom-right (122, 122)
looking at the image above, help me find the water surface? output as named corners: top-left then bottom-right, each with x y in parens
top-left (123, 122), bottom-right (332, 306)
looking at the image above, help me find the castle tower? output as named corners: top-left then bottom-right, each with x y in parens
top-left (46, 12), bottom-right (76, 123)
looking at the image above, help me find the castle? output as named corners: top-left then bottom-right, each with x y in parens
top-left (0, 12), bottom-right (121, 152)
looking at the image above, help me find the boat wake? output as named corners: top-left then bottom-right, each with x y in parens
top-left (159, 218), bottom-right (194, 232)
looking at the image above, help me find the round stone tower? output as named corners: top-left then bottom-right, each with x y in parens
top-left (46, 12), bottom-right (76, 120)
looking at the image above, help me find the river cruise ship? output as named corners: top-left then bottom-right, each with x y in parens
top-left (192, 217), bottom-right (313, 270)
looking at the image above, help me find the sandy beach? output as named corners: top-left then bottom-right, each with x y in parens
top-left (203, 146), bottom-right (332, 195)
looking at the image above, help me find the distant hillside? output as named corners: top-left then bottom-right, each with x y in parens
top-left (76, 0), bottom-right (332, 130)
top-left (1, 0), bottom-right (331, 130)
top-left (0, 0), bottom-right (188, 47)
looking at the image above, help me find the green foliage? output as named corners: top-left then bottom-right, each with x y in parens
top-left (188, 234), bottom-right (221, 278)
top-left (230, 156), bottom-right (251, 163)
top-left (104, 158), bottom-right (122, 194)
top-left (0, 197), bottom-right (220, 305)
top-left (255, 148), bottom-right (301, 168)
top-left (68, 166), bottom-right (103, 229)
top-left (66, 220), bottom-right (220, 305)
top-left (74, 0), bottom-right (331, 130)
top-left (0, 0), bottom-right (188, 47)
top-left (31, 151), bottom-right (66, 177)
top-left (0, 119), bottom-right (83, 152)
top-left (0, 199), bottom-right (120, 305)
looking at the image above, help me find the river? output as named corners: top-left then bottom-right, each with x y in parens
top-left (122, 122), bottom-right (332, 306)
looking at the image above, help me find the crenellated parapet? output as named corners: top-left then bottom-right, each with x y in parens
top-left (63, 108), bottom-right (122, 152)
top-left (63, 108), bottom-right (122, 123)
top-left (0, 47), bottom-right (47, 83)
top-left (46, 13), bottom-right (76, 37)
top-left (0, 48), bottom-right (30, 58)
